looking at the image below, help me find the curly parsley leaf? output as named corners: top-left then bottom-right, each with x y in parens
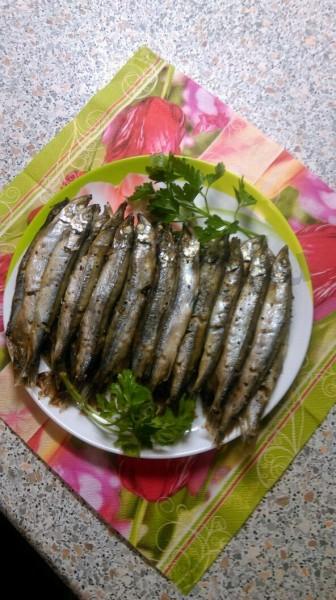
top-left (203, 161), bottom-right (225, 186)
top-left (234, 176), bottom-right (257, 208)
top-left (60, 370), bottom-right (196, 457)
top-left (128, 153), bottom-right (257, 242)
top-left (152, 395), bottom-right (196, 446)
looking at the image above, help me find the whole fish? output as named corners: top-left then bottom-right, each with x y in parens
top-left (208, 237), bottom-right (271, 425)
top-left (170, 236), bottom-right (228, 399)
top-left (132, 226), bottom-right (178, 380)
top-left (96, 214), bottom-right (156, 385)
top-left (214, 245), bottom-right (292, 443)
top-left (238, 343), bottom-right (287, 443)
top-left (6, 199), bottom-right (69, 372)
top-left (26, 203), bottom-right (95, 382)
top-left (150, 228), bottom-right (200, 390)
top-left (73, 215), bottom-right (134, 384)
top-left (193, 237), bottom-right (244, 392)
top-left (7, 197), bottom-right (91, 380)
top-left (52, 203), bottom-right (126, 366)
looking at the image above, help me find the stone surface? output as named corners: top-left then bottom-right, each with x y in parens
top-left (0, 1), bottom-right (335, 598)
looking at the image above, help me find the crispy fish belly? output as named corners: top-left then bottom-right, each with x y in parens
top-left (170, 237), bottom-right (228, 399)
top-left (193, 237), bottom-right (244, 392)
top-left (149, 228), bottom-right (200, 390)
top-left (6, 197), bottom-right (91, 381)
top-left (214, 246), bottom-right (292, 443)
top-left (73, 215), bottom-right (134, 384)
top-left (96, 215), bottom-right (156, 385)
top-left (132, 225), bottom-right (178, 380)
top-left (26, 203), bottom-right (96, 382)
top-left (52, 203), bottom-right (126, 365)
top-left (208, 237), bottom-right (271, 425)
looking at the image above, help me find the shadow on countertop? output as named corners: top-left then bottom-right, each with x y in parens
top-left (0, 511), bottom-right (77, 599)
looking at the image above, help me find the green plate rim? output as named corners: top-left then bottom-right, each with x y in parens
top-left (7, 155), bottom-right (312, 293)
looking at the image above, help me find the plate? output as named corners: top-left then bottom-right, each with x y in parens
top-left (4, 156), bottom-right (313, 458)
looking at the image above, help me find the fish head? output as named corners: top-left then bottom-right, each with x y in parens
top-left (91, 204), bottom-right (112, 231)
top-left (71, 194), bottom-right (92, 207)
top-left (136, 214), bottom-right (155, 243)
top-left (241, 236), bottom-right (266, 262)
top-left (228, 237), bottom-right (243, 267)
top-left (72, 203), bottom-right (100, 232)
top-left (158, 226), bottom-right (175, 262)
top-left (202, 235), bottom-right (229, 263)
top-left (249, 238), bottom-right (271, 276)
top-left (58, 198), bottom-right (92, 227)
top-left (100, 202), bottom-right (127, 231)
top-left (113, 201), bottom-right (127, 220)
top-left (113, 214), bottom-right (134, 248)
top-left (181, 227), bottom-right (200, 258)
top-left (273, 246), bottom-right (291, 282)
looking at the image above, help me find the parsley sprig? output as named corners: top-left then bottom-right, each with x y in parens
top-left (128, 153), bottom-right (257, 242)
top-left (60, 370), bottom-right (196, 457)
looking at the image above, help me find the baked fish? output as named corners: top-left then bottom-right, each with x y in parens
top-left (150, 228), bottom-right (200, 390)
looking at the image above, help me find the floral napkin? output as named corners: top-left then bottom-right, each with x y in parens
top-left (0, 47), bottom-right (335, 594)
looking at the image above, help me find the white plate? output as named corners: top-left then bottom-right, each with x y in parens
top-left (3, 184), bottom-right (313, 458)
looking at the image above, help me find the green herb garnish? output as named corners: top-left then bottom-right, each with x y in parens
top-left (128, 153), bottom-right (257, 242)
top-left (60, 370), bottom-right (196, 457)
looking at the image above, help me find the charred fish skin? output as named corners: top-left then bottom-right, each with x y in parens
top-left (214, 246), bottom-right (292, 442)
top-left (193, 237), bottom-right (244, 392)
top-left (73, 215), bottom-right (134, 384)
top-left (131, 226), bottom-right (178, 380)
top-left (150, 228), bottom-right (200, 390)
top-left (51, 203), bottom-right (126, 366)
top-left (96, 215), bottom-right (156, 385)
top-left (170, 236), bottom-right (228, 399)
top-left (209, 237), bottom-right (271, 425)
top-left (6, 199), bottom-right (69, 367)
top-left (25, 204), bottom-right (96, 382)
top-left (239, 343), bottom-right (286, 443)
top-left (7, 198), bottom-right (91, 380)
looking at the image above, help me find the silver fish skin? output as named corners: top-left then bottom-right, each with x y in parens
top-left (6, 199), bottom-right (69, 370)
top-left (150, 228), bottom-right (200, 390)
top-left (209, 237), bottom-right (271, 424)
top-left (170, 236), bottom-right (228, 399)
top-left (74, 215), bottom-right (134, 384)
top-left (131, 226), bottom-right (178, 380)
top-left (193, 237), bottom-right (244, 392)
top-left (52, 203), bottom-right (125, 366)
top-left (7, 198), bottom-right (90, 380)
top-left (241, 237), bottom-right (265, 270)
top-left (26, 204), bottom-right (95, 382)
top-left (97, 214), bottom-right (156, 384)
top-left (239, 343), bottom-right (286, 443)
top-left (214, 245), bottom-right (292, 442)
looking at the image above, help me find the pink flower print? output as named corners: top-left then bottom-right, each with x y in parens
top-left (116, 450), bottom-right (217, 502)
top-left (0, 253), bottom-right (12, 331)
top-left (102, 97), bottom-right (185, 162)
top-left (76, 174), bottom-right (147, 214)
top-left (182, 77), bottom-right (233, 136)
top-left (291, 170), bottom-right (336, 224)
top-left (61, 170), bottom-right (86, 188)
top-left (49, 441), bottom-right (129, 534)
top-left (296, 224), bottom-right (336, 320)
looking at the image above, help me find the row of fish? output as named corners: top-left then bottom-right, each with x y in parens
top-left (6, 198), bottom-right (292, 444)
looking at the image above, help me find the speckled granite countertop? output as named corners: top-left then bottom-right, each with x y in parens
top-left (0, 2), bottom-right (335, 599)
